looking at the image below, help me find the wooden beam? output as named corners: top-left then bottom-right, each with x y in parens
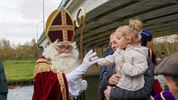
top-left (85, 0), bottom-right (172, 32)
top-left (74, 0), bottom-right (173, 38)
top-left (85, 26), bottom-right (178, 48)
top-left (74, 0), bottom-right (138, 35)
top-left (83, 31), bottom-right (111, 45)
top-left (153, 31), bottom-right (178, 37)
top-left (147, 20), bottom-right (178, 29)
top-left (86, 0), bottom-right (137, 21)
top-left (72, 1), bottom-right (178, 48)
top-left (93, 40), bottom-right (109, 48)
top-left (75, 3), bottom-right (178, 44)
top-left (144, 14), bottom-right (178, 24)
top-left (85, 36), bottom-right (110, 47)
top-left (82, 17), bottom-right (178, 47)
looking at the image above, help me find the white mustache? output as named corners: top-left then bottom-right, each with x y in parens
top-left (58, 53), bottom-right (75, 58)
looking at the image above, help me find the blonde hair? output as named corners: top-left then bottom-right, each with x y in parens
top-left (129, 18), bottom-right (143, 32)
top-left (115, 18), bottom-right (143, 44)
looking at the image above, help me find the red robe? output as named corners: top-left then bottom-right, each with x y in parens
top-left (32, 57), bottom-right (69, 100)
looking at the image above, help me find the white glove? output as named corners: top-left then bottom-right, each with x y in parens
top-left (66, 50), bottom-right (98, 83)
top-left (68, 79), bottom-right (88, 96)
top-left (80, 80), bottom-right (87, 91)
top-left (81, 50), bottom-right (98, 70)
top-left (68, 79), bottom-right (81, 96)
top-left (66, 50), bottom-right (98, 96)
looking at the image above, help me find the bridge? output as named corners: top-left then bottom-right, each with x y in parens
top-left (38, 0), bottom-right (178, 49)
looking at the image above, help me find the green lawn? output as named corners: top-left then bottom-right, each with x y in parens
top-left (3, 60), bottom-right (35, 81)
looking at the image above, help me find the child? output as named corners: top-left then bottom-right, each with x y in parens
top-left (97, 19), bottom-right (148, 91)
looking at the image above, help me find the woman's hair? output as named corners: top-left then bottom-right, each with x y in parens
top-left (115, 18), bottom-right (143, 44)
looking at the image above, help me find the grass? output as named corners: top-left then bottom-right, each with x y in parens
top-left (2, 60), bottom-right (100, 81)
top-left (3, 60), bottom-right (35, 81)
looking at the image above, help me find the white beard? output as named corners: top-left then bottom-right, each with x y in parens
top-left (43, 42), bottom-right (80, 74)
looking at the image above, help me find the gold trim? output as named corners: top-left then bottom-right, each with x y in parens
top-left (35, 58), bottom-right (51, 64)
top-left (65, 8), bottom-right (75, 43)
top-left (45, 9), bottom-right (60, 43)
top-left (50, 25), bottom-right (73, 31)
top-left (46, 10), bottom-right (57, 31)
top-left (57, 72), bottom-right (67, 100)
top-left (160, 91), bottom-right (166, 100)
top-left (34, 63), bottom-right (51, 77)
top-left (34, 58), bottom-right (52, 76)
top-left (61, 9), bottom-right (67, 41)
top-left (57, 41), bottom-right (72, 45)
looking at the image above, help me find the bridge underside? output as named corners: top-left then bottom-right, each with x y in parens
top-left (69, 0), bottom-right (178, 48)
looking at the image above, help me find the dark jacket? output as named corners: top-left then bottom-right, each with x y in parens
top-left (99, 56), bottom-right (154, 100)
top-left (0, 63), bottom-right (8, 96)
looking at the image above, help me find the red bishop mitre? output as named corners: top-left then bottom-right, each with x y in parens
top-left (45, 8), bottom-right (75, 44)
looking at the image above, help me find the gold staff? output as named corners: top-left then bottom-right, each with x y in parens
top-left (76, 7), bottom-right (86, 63)
top-left (76, 7), bottom-right (86, 100)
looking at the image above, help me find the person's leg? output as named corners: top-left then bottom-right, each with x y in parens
top-left (0, 94), bottom-right (7, 100)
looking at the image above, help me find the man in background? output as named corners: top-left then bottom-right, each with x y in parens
top-left (0, 62), bottom-right (8, 100)
top-left (155, 51), bottom-right (178, 99)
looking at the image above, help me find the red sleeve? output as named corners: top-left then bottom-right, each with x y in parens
top-left (32, 74), bottom-right (42, 100)
top-left (32, 72), bottom-right (69, 100)
top-left (153, 79), bottom-right (163, 95)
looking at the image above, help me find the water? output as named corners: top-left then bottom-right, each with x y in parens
top-left (8, 86), bottom-right (33, 100)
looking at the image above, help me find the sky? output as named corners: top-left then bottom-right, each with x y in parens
top-left (0, 0), bottom-right (62, 45)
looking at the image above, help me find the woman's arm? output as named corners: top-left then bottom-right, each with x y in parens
top-left (99, 64), bottom-right (116, 98)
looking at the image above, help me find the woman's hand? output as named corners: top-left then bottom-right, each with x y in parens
top-left (104, 86), bottom-right (112, 100)
top-left (108, 74), bottom-right (120, 85)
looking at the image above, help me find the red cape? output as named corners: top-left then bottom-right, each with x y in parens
top-left (33, 71), bottom-right (69, 100)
